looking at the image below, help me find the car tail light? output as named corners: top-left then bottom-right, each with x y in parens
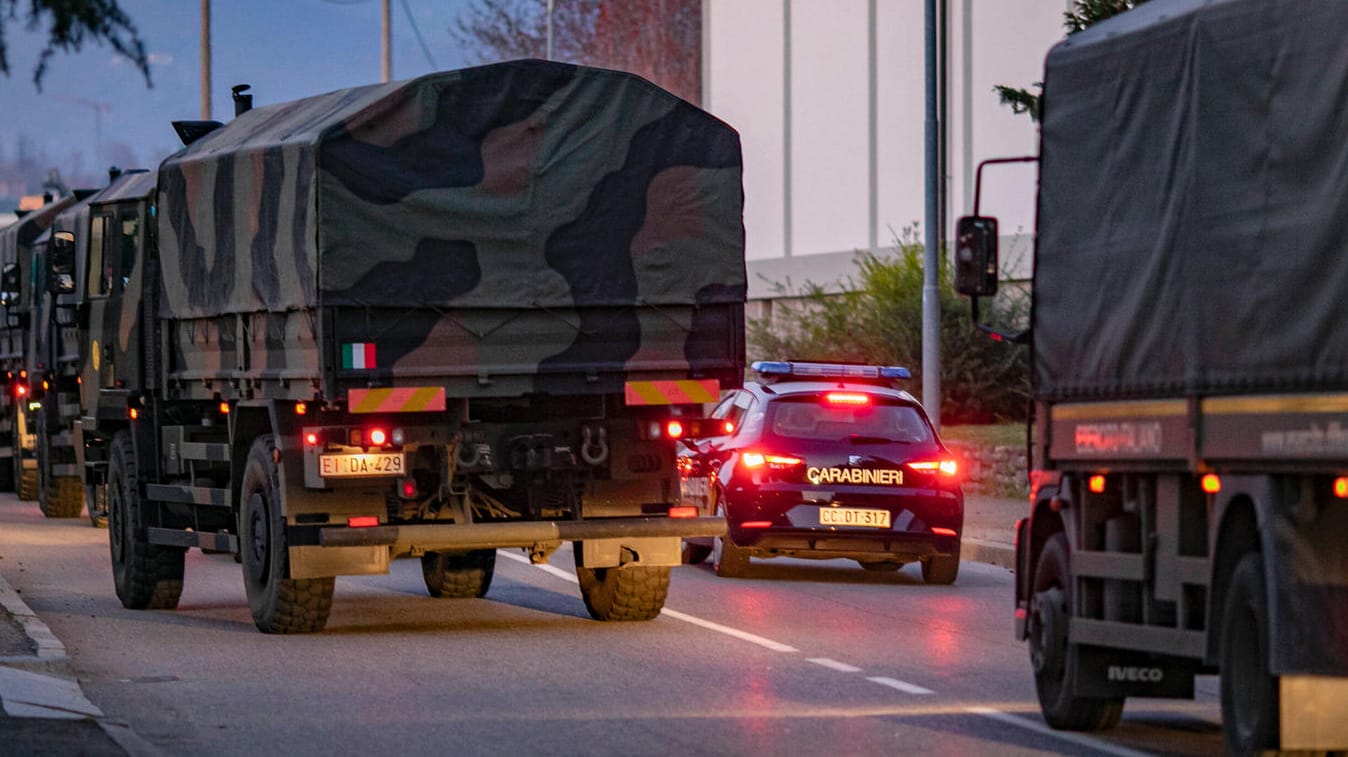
top-left (908, 458), bottom-right (958, 477)
top-left (742, 452), bottom-right (804, 469)
top-left (931, 527), bottom-right (957, 537)
top-left (741, 520), bottom-right (773, 529)
top-left (824, 392), bottom-right (870, 406)
top-left (668, 506), bottom-right (698, 518)
top-left (723, 421), bottom-right (735, 434)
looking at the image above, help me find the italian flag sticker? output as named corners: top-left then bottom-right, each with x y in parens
top-left (342, 343), bottom-right (377, 370)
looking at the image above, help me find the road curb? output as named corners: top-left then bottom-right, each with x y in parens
top-left (0, 571), bottom-right (66, 660)
top-left (963, 538), bottom-right (1015, 570)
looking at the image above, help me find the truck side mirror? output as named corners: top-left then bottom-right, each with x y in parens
top-left (48, 231), bottom-right (76, 294)
top-left (0, 263), bottom-right (18, 308)
top-left (954, 215), bottom-right (999, 297)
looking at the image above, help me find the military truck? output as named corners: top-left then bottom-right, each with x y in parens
top-left (955, 2), bottom-right (1348, 752)
top-left (33, 171), bottom-right (153, 526)
top-left (0, 191), bottom-right (93, 506)
top-left (69, 60), bottom-right (740, 634)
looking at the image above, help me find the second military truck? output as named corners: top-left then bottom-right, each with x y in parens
top-left (68, 60), bottom-right (742, 633)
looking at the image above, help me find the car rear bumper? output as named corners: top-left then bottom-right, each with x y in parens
top-left (731, 527), bottom-right (960, 562)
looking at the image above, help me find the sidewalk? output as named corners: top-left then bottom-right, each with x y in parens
top-left (0, 566), bottom-right (147, 756)
top-left (960, 493), bottom-right (1024, 570)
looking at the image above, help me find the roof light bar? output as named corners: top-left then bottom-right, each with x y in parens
top-left (751, 360), bottom-right (911, 380)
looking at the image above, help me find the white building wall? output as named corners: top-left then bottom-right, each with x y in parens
top-left (706, 0), bottom-right (1069, 276)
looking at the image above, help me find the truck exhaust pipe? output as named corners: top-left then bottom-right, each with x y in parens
top-left (232, 84), bottom-right (253, 116)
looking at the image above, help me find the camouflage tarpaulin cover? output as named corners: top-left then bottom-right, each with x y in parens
top-left (157, 59), bottom-right (745, 319)
top-left (1034, 0), bottom-right (1348, 399)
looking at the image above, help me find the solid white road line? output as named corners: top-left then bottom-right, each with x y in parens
top-left (807, 658), bottom-right (863, 673)
top-left (498, 550), bottom-right (799, 653)
top-left (966, 707), bottom-right (1154, 757)
top-left (867, 676), bottom-right (935, 695)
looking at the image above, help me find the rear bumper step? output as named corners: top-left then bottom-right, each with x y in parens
top-left (317, 516), bottom-right (726, 551)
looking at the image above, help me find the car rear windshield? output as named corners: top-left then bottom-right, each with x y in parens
top-left (765, 394), bottom-right (936, 446)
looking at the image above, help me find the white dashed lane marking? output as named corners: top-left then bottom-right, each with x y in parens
top-left (866, 676), bottom-right (935, 695)
top-left (807, 657), bottom-right (862, 673)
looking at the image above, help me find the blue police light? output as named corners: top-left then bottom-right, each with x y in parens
top-left (750, 361), bottom-right (911, 380)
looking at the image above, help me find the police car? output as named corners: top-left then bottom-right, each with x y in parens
top-left (680, 361), bottom-right (963, 583)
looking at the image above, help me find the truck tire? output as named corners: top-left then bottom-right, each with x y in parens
top-left (712, 503), bottom-right (750, 577)
top-left (108, 431), bottom-right (185, 610)
top-left (575, 563), bottom-right (670, 622)
top-left (39, 475), bottom-right (84, 519)
top-left (421, 550), bottom-right (496, 598)
top-left (1220, 552), bottom-right (1279, 754)
top-left (1028, 533), bottom-right (1124, 731)
top-left (240, 435), bottom-right (333, 634)
top-left (921, 543), bottom-right (961, 585)
top-left (17, 466), bottom-right (37, 501)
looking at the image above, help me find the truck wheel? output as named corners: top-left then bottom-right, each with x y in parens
top-left (86, 484), bottom-right (109, 528)
top-left (1220, 552), bottom-right (1279, 754)
top-left (575, 563), bottom-right (669, 621)
top-left (421, 550), bottom-right (496, 598)
top-left (108, 431), bottom-right (184, 610)
top-left (921, 544), bottom-right (961, 585)
top-left (39, 476), bottom-right (84, 519)
top-left (239, 435), bottom-right (333, 634)
top-left (681, 542), bottom-right (712, 565)
top-left (17, 466), bottom-right (36, 501)
top-left (1028, 533), bottom-right (1124, 730)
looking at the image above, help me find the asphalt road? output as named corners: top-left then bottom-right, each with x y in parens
top-left (0, 495), bottom-right (1225, 756)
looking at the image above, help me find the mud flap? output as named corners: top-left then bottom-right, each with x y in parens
top-left (580, 536), bottom-right (682, 568)
top-left (1072, 645), bottom-right (1198, 699)
top-left (1281, 676), bottom-right (1348, 750)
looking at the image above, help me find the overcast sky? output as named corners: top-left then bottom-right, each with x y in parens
top-left (1, 0), bottom-right (477, 185)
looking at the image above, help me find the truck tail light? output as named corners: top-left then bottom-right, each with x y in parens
top-left (1201, 474), bottom-right (1221, 494)
top-left (1088, 474), bottom-right (1107, 494)
top-left (347, 516), bottom-right (379, 528)
top-left (666, 420), bottom-right (684, 439)
top-left (668, 506), bottom-right (697, 518)
top-left (1334, 477), bottom-right (1348, 499)
top-left (368, 428), bottom-right (387, 446)
top-left (304, 432), bottom-right (320, 446)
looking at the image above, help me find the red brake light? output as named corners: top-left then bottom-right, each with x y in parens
top-left (368, 428), bottom-right (387, 446)
top-left (218, 401), bottom-right (230, 415)
top-left (825, 392), bottom-right (870, 406)
top-left (347, 516), bottom-right (379, 528)
top-left (304, 432), bottom-right (319, 446)
top-left (909, 459), bottom-right (958, 476)
top-left (401, 480), bottom-right (417, 498)
top-left (1088, 474), bottom-right (1107, 494)
top-left (668, 506), bottom-right (697, 518)
top-left (723, 421), bottom-right (735, 434)
top-left (666, 420), bottom-right (684, 439)
top-left (742, 452), bottom-right (803, 469)
top-left (1335, 477), bottom-right (1348, 499)
top-left (741, 520), bottom-right (773, 529)
top-left (15, 384), bottom-right (26, 397)
top-left (295, 402), bottom-right (308, 416)
top-left (931, 527), bottom-right (957, 537)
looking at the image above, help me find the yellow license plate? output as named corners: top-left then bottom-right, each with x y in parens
top-left (319, 453), bottom-right (406, 478)
top-left (819, 506), bottom-right (891, 528)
